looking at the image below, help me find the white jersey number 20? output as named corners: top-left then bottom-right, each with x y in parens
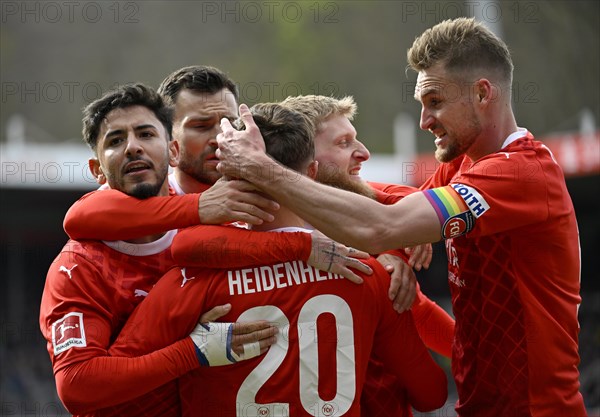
top-left (236, 295), bottom-right (356, 417)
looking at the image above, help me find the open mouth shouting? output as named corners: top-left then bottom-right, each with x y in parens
top-left (123, 159), bottom-right (152, 177)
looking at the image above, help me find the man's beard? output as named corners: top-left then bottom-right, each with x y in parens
top-left (317, 170), bottom-right (377, 200)
top-left (128, 182), bottom-right (163, 199)
top-left (178, 153), bottom-right (221, 185)
top-left (114, 157), bottom-right (168, 199)
top-left (434, 112), bottom-right (480, 162)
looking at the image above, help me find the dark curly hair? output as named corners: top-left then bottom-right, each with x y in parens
top-left (81, 83), bottom-right (173, 152)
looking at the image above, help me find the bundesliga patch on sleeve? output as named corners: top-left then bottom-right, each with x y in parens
top-left (52, 312), bottom-right (86, 355)
top-left (423, 186), bottom-right (476, 239)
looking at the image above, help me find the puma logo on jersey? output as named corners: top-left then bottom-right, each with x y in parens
top-left (134, 289), bottom-right (149, 297)
top-left (59, 264), bottom-right (78, 279)
top-left (180, 267), bottom-right (196, 288)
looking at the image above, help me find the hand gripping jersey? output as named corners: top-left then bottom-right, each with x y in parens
top-left (422, 130), bottom-right (586, 416)
top-left (108, 233), bottom-right (448, 417)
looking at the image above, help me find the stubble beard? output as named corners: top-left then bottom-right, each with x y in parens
top-left (113, 166), bottom-right (167, 199)
top-left (178, 150), bottom-right (222, 186)
top-left (128, 182), bottom-right (164, 199)
top-left (434, 116), bottom-right (481, 163)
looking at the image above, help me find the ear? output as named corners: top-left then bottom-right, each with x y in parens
top-left (307, 160), bottom-right (318, 180)
top-left (474, 78), bottom-right (494, 105)
top-left (168, 140), bottom-right (179, 168)
top-left (88, 158), bottom-right (106, 185)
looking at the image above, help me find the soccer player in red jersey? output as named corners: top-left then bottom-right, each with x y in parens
top-left (39, 84), bottom-right (279, 416)
top-left (215, 18), bottom-right (587, 416)
top-left (279, 95), bottom-right (454, 417)
top-left (108, 102), bottom-right (448, 416)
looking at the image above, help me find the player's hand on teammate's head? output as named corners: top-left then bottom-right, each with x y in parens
top-left (377, 253), bottom-right (417, 313)
top-left (216, 104), bottom-right (268, 181)
top-left (308, 230), bottom-right (372, 284)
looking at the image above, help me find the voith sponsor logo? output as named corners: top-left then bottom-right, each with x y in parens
top-left (52, 312), bottom-right (86, 355)
top-left (451, 183), bottom-right (489, 218)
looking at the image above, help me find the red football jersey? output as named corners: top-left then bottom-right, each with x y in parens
top-left (360, 183), bottom-right (455, 417)
top-left (108, 234), bottom-right (448, 416)
top-left (39, 232), bottom-right (203, 416)
top-left (360, 282), bottom-right (454, 417)
top-left (423, 131), bottom-right (585, 416)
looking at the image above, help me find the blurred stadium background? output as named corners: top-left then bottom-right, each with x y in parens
top-left (1, 1), bottom-right (598, 415)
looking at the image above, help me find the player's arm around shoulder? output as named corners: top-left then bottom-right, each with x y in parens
top-left (63, 189), bottom-right (200, 240)
top-left (170, 224), bottom-right (312, 268)
top-left (368, 192), bottom-right (442, 253)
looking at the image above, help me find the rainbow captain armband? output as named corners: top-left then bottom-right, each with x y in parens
top-left (423, 185), bottom-right (479, 239)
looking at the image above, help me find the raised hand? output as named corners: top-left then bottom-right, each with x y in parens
top-left (216, 104), bottom-right (272, 181)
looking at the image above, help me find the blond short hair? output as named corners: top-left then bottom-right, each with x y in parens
top-left (281, 95), bottom-right (357, 134)
top-left (407, 17), bottom-right (513, 85)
